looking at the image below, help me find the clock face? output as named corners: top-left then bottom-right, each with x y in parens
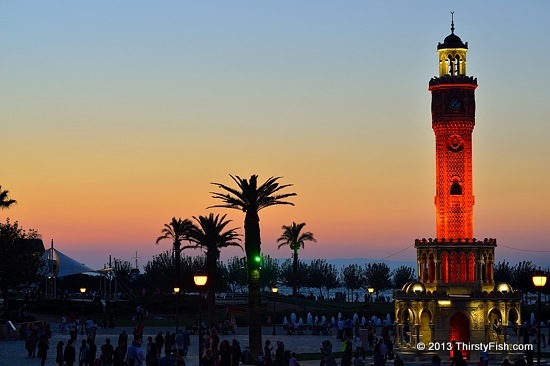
top-left (448, 98), bottom-right (463, 111)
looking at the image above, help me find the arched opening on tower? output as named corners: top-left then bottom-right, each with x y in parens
top-left (420, 310), bottom-right (433, 344)
top-left (441, 252), bottom-right (449, 283)
top-left (450, 252), bottom-right (458, 283)
top-left (450, 312), bottom-right (470, 360)
top-left (401, 308), bottom-right (415, 345)
top-left (429, 253), bottom-right (435, 283)
top-left (488, 308), bottom-right (503, 343)
top-left (450, 181), bottom-right (462, 195)
top-left (459, 252), bottom-right (467, 282)
top-left (447, 54), bottom-right (461, 76)
top-left (468, 252), bottom-right (476, 283)
top-left (508, 308), bottom-right (519, 328)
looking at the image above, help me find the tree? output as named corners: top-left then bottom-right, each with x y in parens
top-left (341, 264), bottom-right (364, 301)
top-left (392, 265), bottom-right (416, 289)
top-left (308, 259), bottom-right (328, 297)
top-left (226, 256), bottom-right (247, 292)
top-left (210, 174), bottom-right (296, 356)
top-left (112, 258), bottom-right (133, 285)
top-left (324, 264), bottom-right (340, 300)
top-left (493, 260), bottom-right (514, 285)
top-left (364, 262), bottom-right (392, 300)
top-left (185, 213), bottom-right (242, 325)
top-left (280, 259), bottom-right (308, 294)
top-left (0, 218), bottom-right (43, 314)
top-left (512, 261), bottom-right (537, 301)
top-left (259, 255), bottom-right (280, 292)
top-left (155, 217), bottom-right (194, 284)
top-left (0, 185), bottom-right (17, 210)
top-left (277, 222), bottom-right (316, 297)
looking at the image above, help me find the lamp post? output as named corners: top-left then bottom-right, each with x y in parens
top-left (194, 272), bottom-right (208, 366)
top-left (80, 287), bottom-right (86, 335)
top-left (174, 287), bottom-right (180, 333)
top-left (271, 286), bottom-right (278, 335)
top-left (532, 268), bottom-right (547, 366)
top-left (367, 286), bottom-right (375, 302)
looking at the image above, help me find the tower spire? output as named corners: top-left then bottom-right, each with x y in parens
top-left (451, 11), bottom-right (455, 34)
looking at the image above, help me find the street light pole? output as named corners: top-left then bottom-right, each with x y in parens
top-left (194, 272), bottom-right (208, 366)
top-left (79, 287), bottom-right (86, 335)
top-left (271, 286), bottom-right (278, 335)
top-left (367, 286), bottom-right (374, 302)
top-left (174, 287), bottom-right (180, 333)
top-left (532, 268), bottom-right (547, 366)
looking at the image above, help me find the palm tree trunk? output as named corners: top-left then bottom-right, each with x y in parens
top-left (244, 210), bottom-right (262, 358)
top-left (206, 252), bottom-right (218, 326)
top-left (292, 248), bottom-right (298, 297)
top-left (174, 241), bottom-right (181, 282)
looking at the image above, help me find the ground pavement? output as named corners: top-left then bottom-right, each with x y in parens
top-left (2, 323), bottom-right (544, 366)
top-left (0, 323), bottom-right (349, 366)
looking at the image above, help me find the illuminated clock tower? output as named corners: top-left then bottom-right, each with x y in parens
top-left (429, 17), bottom-right (477, 240)
top-left (394, 17), bottom-right (522, 359)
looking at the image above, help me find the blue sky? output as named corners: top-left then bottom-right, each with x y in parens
top-left (1, 1), bottom-right (549, 270)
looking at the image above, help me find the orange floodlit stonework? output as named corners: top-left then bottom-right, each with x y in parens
top-left (394, 18), bottom-right (521, 361)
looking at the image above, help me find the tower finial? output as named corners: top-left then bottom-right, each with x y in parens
top-left (451, 11), bottom-right (455, 34)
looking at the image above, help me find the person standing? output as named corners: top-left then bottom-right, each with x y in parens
top-left (101, 338), bottom-right (115, 366)
top-left (155, 331), bottom-right (165, 355)
top-left (113, 340), bottom-right (126, 366)
top-left (79, 339), bottom-right (88, 366)
top-left (219, 340), bottom-right (232, 366)
top-left (341, 337), bottom-right (353, 366)
top-left (37, 335), bottom-right (49, 366)
top-left (231, 339), bottom-right (241, 366)
top-left (175, 330), bottom-right (183, 354)
top-left (320, 340), bottom-right (337, 366)
top-left (147, 343), bottom-right (159, 366)
top-left (56, 341), bottom-right (65, 366)
top-left (135, 342), bottom-right (146, 366)
top-left (274, 341), bottom-right (284, 366)
top-left (87, 338), bottom-right (97, 366)
top-left (65, 339), bottom-right (77, 366)
top-left (182, 327), bottom-right (191, 357)
top-left (263, 340), bottom-right (273, 366)
top-left (127, 340), bottom-right (138, 366)
top-left (68, 320), bottom-right (78, 342)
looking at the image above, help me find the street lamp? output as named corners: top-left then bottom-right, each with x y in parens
top-left (80, 287), bottom-right (86, 335)
top-left (194, 272), bottom-right (208, 366)
top-left (174, 287), bottom-right (180, 333)
top-left (532, 268), bottom-right (547, 366)
top-left (271, 286), bottom-right (279, 335)
top-left (367, 286), bottom-right (375, 302)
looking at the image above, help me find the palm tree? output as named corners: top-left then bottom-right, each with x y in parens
top-left (210, 175), bottom-right (296, 356)
top-left (155, 217), bottom-right (194, 283)
top-left (185, 213), bottom-right (242, 325)
top-left (277, 222), bottom-right (316, 297)
top-left (0, 185), bottom-right (17, 210)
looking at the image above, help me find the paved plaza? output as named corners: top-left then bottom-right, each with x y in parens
top-left (1, 323), bottom-right (348, 366)
top-left (1, 321), bottom-right (545, 366)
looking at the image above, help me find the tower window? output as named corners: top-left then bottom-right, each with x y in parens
top-left (450, 181), bottom-right (462, 195)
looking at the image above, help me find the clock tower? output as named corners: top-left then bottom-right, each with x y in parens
top-left (394, 18), bottom-right (521, 360)
top-left (429, 16), bottom-right (477, 240)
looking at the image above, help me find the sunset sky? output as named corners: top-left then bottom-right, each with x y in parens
top-left (2, 1), bottom-right (549, 271)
